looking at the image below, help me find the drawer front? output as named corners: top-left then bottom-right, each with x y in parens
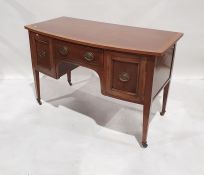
top-left (104, 51), bottom-right (146, 103)
top-left (29, 32), bottom-right (55, 77)
top-left (54, 40), bottom-right (103, 67)
top-left (35, 34), bottom-right (51, 69)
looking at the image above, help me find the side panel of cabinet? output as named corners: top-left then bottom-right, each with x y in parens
top-left (104, 51), bottom-right (146, 103)
top-left (29, 32), bottom-right (56, 78)
top-left (152, 46), bottom-right (175, 97)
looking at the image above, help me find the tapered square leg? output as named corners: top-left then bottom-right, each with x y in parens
top-left (142, 101), bottom-right (152, 148)
top-left (67, 69), bottom-right (72, 86)
top-left (160, 81), bottom-right (170, 116)
top-left (141, 58), bottom-right (155, 148)
top-left (33, 69), bottom-right (42, 105)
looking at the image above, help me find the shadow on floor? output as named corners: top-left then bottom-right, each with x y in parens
top-left (30, 71), bottom-right (162, 146)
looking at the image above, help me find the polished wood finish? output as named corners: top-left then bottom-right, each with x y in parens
top-left (104, 51), bottom-right (146, 103)
top-left (29, 32), bottom-right (56, 78)
top-left (53, 39), bottom-right (104, 67)
top-left (160, 45), bottom-right (176, 115)
top-left (152, 46), bottom-right (174, 97)
top-left (142, 58), bottom-right (156, 147)
top-left (25, 17), bottom-right (183, 56)
top-left (25, 17), bottom-right (183, 147)
top-left (160, 81), bottom-right (170, 116)
top-left (32, 69), bottom-right (41, 105)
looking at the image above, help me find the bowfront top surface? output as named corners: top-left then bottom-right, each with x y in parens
top-left (25, 16), bottom-right (183, 56)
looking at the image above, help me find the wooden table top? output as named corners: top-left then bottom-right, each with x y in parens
top-left (25, 16), bottom-right (183, 56)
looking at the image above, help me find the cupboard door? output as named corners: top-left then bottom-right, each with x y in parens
top-left (104, 51), bottom-right (146, 103)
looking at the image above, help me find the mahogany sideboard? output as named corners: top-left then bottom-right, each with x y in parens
top-left (25, 17), bottom-right (183, 147)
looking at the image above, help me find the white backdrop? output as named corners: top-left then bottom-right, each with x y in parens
top-left (0, 0), bottom-right (203, 79)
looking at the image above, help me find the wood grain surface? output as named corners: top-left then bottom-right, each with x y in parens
top-left (25, 17), bottom-right (183, 56)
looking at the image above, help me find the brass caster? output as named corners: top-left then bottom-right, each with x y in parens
top-left (142, 142), bottom-right (148, 148)
top-left (160, 111), bottom-right (166, 116)
top-left (37, 98), bottom-right (42, 105)
top-left (68, 81), bottom-right (72, 86)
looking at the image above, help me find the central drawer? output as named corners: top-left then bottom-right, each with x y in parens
top-left (53, 39), bottom-right (103, 67)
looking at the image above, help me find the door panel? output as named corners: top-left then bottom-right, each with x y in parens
top-left (104, 51), bottom-right (146, 103)
top-left (112, 60), bottom-right (139, 94)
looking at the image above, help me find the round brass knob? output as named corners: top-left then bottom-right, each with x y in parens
top-left (58, 46), bottom-right (69, 56)
top-left (119, 72), bottom-right (130, 82)
top-left (84, 52), bottom-right (94, 61)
